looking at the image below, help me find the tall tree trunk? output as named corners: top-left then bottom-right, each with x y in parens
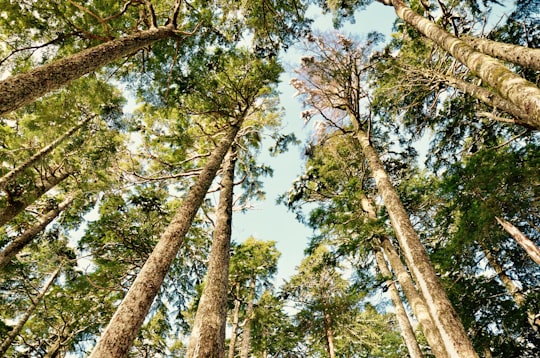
top-left (461, 36), bottom-right (540, 71)
top-left (89, 122), bottom-right (243, 358)
top-left (354, 126), bottom-right (478, 358)
top-left (187, 148), bottom-right (237, 358)
top-left (374, 249), bottom-right (424, 358)
top-left (0, 193), bottom-right (76, 269)
top-left (496, 217), bottom-right (540, 266)
top-left (0, 169), bottom-right (72, 228)
top-left (239, 278), bottom-right (256, 358)
top-left (322, 308), bottom-right (336, 358)
top-left (0, 26), bottom-right (178, 116)
top-left (380, 237), bottom-right (449, 358)
top-left (359, 193), bottom-right (447, 357)
top-left (378, 0), bottom-right (540, 128)
top-left (0, 115), bottom-right (95, 191)
top-left (228, 285), bottom-right (241, 358)
top-left (0, 267), bottom-right (61, 356)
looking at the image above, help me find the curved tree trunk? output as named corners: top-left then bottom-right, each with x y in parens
top-left (239, 278), bottom-right (256, 358)
top-left (0, 267), bottom-right (61, 356)
top-left (89, 122), bottom-right (244, 358)
top-left (322, 308), bottom-right (336, 358)
top-left (496, 217), bottom-right (540, 266)
top-left (378, 0), bottom-right (540, 128)
top-left (354, 126), bottom-right (478, 358)
top-left (0, 193), bottom-right (77, 269)
top-left (0, 168), bottom-right (72, 228)
top-left (0, 115), bottom-right (95, 191)
top-left (187, 148), bottom-right (237, 358)
top-left (0, 26), bottom-right (177, 116)
top-left (461, 36), bottom-right (540, 71)
top-left (374, 249), bottom-right (424, 358)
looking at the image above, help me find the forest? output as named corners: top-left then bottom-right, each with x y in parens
top-left (0, 0), bottom-right (538, 357)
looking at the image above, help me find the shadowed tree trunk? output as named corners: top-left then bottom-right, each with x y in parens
top-left (353, 124), bottom-right (478, 358)
top-left (186, 148), bottom-right (237, 358)
top-left (89, 121), bottom-right (243, 358)
top-left (228, 284), bottom-right (241, 358)
top-left (496, 217), bottom-right (540, 266)
top-left (239, 278), bottom-right (256, 358)
top-left (0, 193), bottom-right (77, 269)
top-left (0, 26), bottom-right (180, 116)
top-left (0, 115), bottom-right (95, 191)
top-left (377, 0), bottom-right (540, 129)
top-left (374, 249), bottom-right (424, 358)
top-left (0, 267), bottom-right (61, 356)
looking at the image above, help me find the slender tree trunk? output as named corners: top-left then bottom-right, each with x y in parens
top-left (228, 286), bottom-right (241, 358)
top-left (380, 237), bottom-right (449, 358)
top-left (461, 36), bottom-right (540, 71)
top-left (359, 193), bottom-right (447, 357)
top-left (0, 193), bottom-right (76, 269)
top-left (89, 122), bottom-right (244, 358)
top-left (0, 26), bottom-right (178, 115)
top-left (322, 308), bottom-right (336, 358)
top-left (239, 278), bottom-right (256, 358)
top-left (496, 217), bottom-right (540, 266)
top-left (374, 249), bottom-right (424, 358)
top-left (0, 169), bottom-right (72, 228)
top-left (0, 115), bottom-right (95, 191)
top-left (0, 267), bottom-right (61, 356)
top-left (354, 126), bottom-right (478, 358)
top-left (378, 0), bottom-right (540, 128)
top-left (187, 148), bottom-right (237, 358)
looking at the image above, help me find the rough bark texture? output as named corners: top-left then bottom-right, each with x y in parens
top-left (380, 237), bottom-right (449, 358)
top-left (462, 36), bottom-right (540, 71)
top-left (186, 149), bottom-right (237, 358)
top-left (0, 267), bottom-right (61, 356)
top-left (496, 217), bottom-right (540, 266)
top-left (374, 249), bottom-right (424, 358)
top-left (0, 115), bottom-right (94, 191)
top-left (381, 0), bottom-right (540, 128)
top-left (0, 26), bottom-right (176, 115)
top-left (228, 288), bottom-right (241, 358)
top-left (239, 278), bottom-right (256, 358)
top-left (89, 122), bottom-right (243, 358)
top-left (0, 169), bottom-right (71, 228)
top-left (0, 194), bottom-right (76, 269)
top-left (355, 127), bottom-right (478, 358)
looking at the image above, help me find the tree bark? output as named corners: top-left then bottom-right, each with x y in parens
top-left (322, 308), bottom-right (336, 358)
top-left (461, 36), bottom-right (540, 71)
top-left (380, 237), bottom-right (449, 358)
top-left (186, 148), bottom-right (237, 358)
top-left (0, 26), bottom-right (177, 116)
top-left (374, 249), bottom-right (424, 358)
top-left (239, 278), bottom-right (256, 358)
top-left (0, 115), bottom-right (95, 191)
top-left (379, 0), bottom-right (540, 128)
top-left (496, 216), bottom-right (540, 266)
top-left (228, 286), bottom-right (241, 358)
top-left (354, 126), bottom-right (478, 358)
top-left (0, 168), bottom-right (72, 228)
top-left (0, 267), bottom-right (61, 356)
top-left (0, 193), bottom-right (76, 269)
top-left (89, 122), bottom-right (243, 358)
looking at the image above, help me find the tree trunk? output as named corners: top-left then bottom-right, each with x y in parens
top-left (187, 148), bottom-right (237, 358)
top-left (89, 122), bottom-right (243, 358)
top-left (496, 217), bottom-right (540, 266)
top-left (379, 0), bottom-right (540, 128)
top-left (374, 249), bottom-right (424, 358)
top-left (380, 237), bottom-right (449, 358)
top-left (461, 36), bottom-right (540, 71)
top-left (354, 126), bottom-right (478, 358)
top-left (0, 26), bottom-right (177, 116)
top-left (0, 168), bottom-right (72, 228)
top-left (0, 267), bottom-right (61, 356)
top-left (240, 278), bottom-right (256, 358)
top-left (322, 308), bottom-right (336, 358)
top-left (359, 193), bottom-right (447, 357)
top-left (0, 115), bottom-right (95, 191)
top-left (0, 193), bottom-right (76, 269)
top-left (228, 286), bottom-right (241, 358)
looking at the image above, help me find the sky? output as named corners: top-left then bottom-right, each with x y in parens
top-left (231, 2), bottom-right (396, 285)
